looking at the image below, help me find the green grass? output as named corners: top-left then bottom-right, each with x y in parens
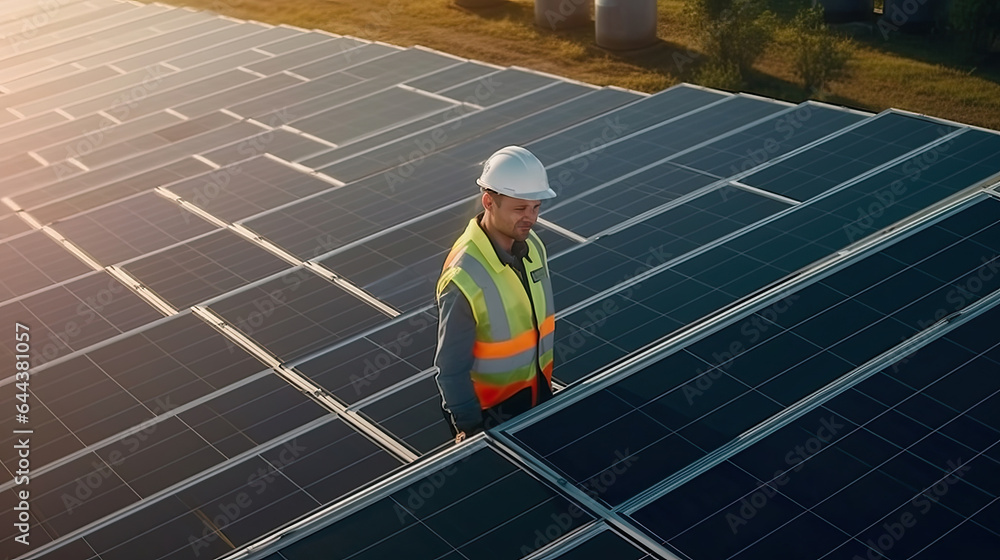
top-left (151, 0), bottom-right (1000, 129)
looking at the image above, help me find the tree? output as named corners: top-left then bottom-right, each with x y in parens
top-left (949, 0), bottom-right (1000, 53)
top-left (685, 0), bottom-right (779, 82)
top-left (789, 5), bottom-right (853, 95)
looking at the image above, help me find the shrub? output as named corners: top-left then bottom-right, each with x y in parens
top-left (695, 60), bottom-right (743, 90)
top-left (949, 0), bottom-right (1000, 53)
top-left (685, 0), bottom-right (779, 81)
top-left (789, 5), bottom-right (853, 94)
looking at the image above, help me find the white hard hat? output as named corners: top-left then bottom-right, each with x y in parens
top-left (477, 145), bottom-right (556, 200)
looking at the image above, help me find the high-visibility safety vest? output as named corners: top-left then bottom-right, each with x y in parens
top-left (436, 218), bottom-right (555, 410)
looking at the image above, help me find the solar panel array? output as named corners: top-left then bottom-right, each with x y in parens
top-left (0, 1), bottom-right (998, 559)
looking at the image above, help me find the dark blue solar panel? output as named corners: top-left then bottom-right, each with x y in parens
top-left (0, 270), bottom-right (162, 368)
top-left (548, 527), bottom-right (655, 559)
top-left (670, 103), bottom-right (868, 178)
top-left (541, 96), bottom-right (787, 203)
top-left (741, 112), bottom-right (956, 201)
top-left (241, 84), bottom-right (625, 260)
top-left (551, 129), bottom-right (1000, 383)
top-left (507, 196), bottom-right (1000, 508)
top-left (267, 446), bottom-right (593, 560)
top-left (206, 269), bottom-right (390, 363)
top-left (30, 418), bottom-right (402, 560)
top-left (549, 187), bottom-right (790, 309)
top-left (629, 300), bottom-right (1000, 560)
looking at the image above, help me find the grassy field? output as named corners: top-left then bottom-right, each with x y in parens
top-left (155, 0), bottom-right (1000, 129)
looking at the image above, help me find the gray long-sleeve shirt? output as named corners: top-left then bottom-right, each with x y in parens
top-left (434, 215), bottom-right (534, 433)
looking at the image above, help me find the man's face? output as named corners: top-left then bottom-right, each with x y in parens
top-left (485, 192), bottom-right (542, 242)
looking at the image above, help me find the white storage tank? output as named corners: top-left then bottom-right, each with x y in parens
top-left (595, 0), bottom-right (657, 50)
top-left (535, 0), bottom-right (592, 30)
top-left (814, 0), bottom-right (873, 22)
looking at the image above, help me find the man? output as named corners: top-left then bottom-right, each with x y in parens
top-left (434, 145), bottom-right (557, 443)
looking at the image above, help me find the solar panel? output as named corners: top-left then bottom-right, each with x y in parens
top-left (163, 26), bottom-right (303, 70)
top-left (108, 22), bottom-right (277, 73)
top-left (306, 82), bottom-right (633, 181)
top-left (540, 524), bottom-right (657, 559)
top-left (550, 187), bottom-right (791, 308)
top-left (0, 270), bottom-right (162, 367)
top-left (241, 84), bottom-right (630, 260)
top-left (288, 42), bottom-right (401, 81)
top-left (259, 444), bottom-right (594, 560)
top-left (628, 297), bottom-right (1000, 559)
top-left (120, 229), bottom-right (292, 310)
top-left (0, 230), bottom-right (94, 301)
top-left (549, 125), bottom-right (1000, 383)
top-left (204, 270), bottom-right (391, 362)
top-left (405, 61), bottom-right (500, 93)
top-left (2, 2), bottom-right (998, 559)
top-left (317, 198), bottom-right (578, 313)
top-left (51, 192), bottom-right (219, 266)
top-left (164, 156), bottom-right (340, 224)
top-left (502, 195), bottom-right (1000, 507)
top-left (51, 417), bottom-right (403, 560)
top-left (29, 158), bottom-right (213, 225)
top-left (27, 111), bottom-right (187, 170)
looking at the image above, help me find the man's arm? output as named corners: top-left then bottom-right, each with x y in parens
top-left (434, 284), bottom-right (483, 435)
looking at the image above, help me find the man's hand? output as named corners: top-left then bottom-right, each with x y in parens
top-left (455, 431), bottom-right (466, 444)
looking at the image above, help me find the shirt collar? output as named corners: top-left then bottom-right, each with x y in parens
top-left (476, 211), bottom-right (530, 267)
